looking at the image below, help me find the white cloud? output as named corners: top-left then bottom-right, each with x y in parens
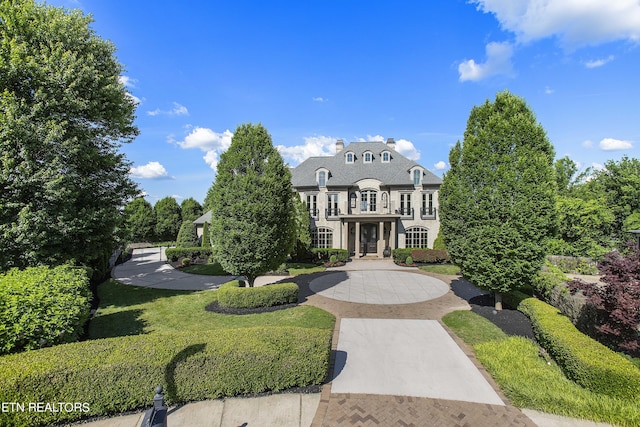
top-left (395, 138), bottom-right (421, 161)
top-left (277, 135), bottom-right (336, 165)
top-left (125, 92), bottom-right (142, 105)
top-left (544, 86), bottom-right (555, 94)
top-left (434, 161), bottom-right (447, 170)
top-left (118, 75), bottom-right (136, 88)
top-left (584, 55), bottom-right (615, 68)
top-left (129, 161), bottom-right (171, 179)
top-left (599, 138), bottom-right (633, 151)
top-left (458, 41), bottom-right (514, 82)
top-left (471, 0), bottom-right (640, 47)
top-left (592, 162), bottom-right (605, 170)
top-left (147, 102), bottom-right (189, 116)
top-left (174, 127), bottom-right (233, 171)
top-left (312, 97), bottom-right (327, 102)
top-left (171, 194), bottom-right (184, 200)
top-left (582, 140), bottom-right (593, 148)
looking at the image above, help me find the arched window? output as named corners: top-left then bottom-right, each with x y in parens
top-left (405, 226), bottom-right (428, 248)
top-left (318, 171), bottom-right (326, 187)
top-left (364, 152), bottom-right (373, 163)
top-left (382, 151), bottom-right (390, 163)
top-left (413, 169), bottom-right (421, 186)
top-left (346, 152), bottom-right (354, 164)
top-left (312, 227), bottom-right (333, 248)
top-left (360, 190), bottom-right (377, 212)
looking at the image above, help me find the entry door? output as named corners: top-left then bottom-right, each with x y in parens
top-left (360, 224), bottom-right (378, 254)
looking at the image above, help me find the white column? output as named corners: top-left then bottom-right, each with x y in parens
top-left (390, 220), bottom-right (396, 250)
top-left (378, 221), bottom-right (384, 257)
top-left (355, 222), bottom-right (361, 259)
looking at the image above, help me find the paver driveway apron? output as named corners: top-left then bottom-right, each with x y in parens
top-left (310, 269), bottom-right (505, 406)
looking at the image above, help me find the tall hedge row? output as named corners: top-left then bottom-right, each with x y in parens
top-left (392, 248), bottom-right (450, 264)
top-left (518, 296), bottom-right (640, 400)
top-left (0, 265), bottom-right (91, 355)
top-left (0, 327), bottom-right (331, 427)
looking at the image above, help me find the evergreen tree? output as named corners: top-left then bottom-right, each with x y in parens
top-left (123, 198), bottom-right (156, 242)
top-left (0, 0), bottom-right (138, 276)
top-left (180, 197), bottom-right (203, 222)
top-left (291, 195), bottom-right (312, 261)
top-left (154, 197), bottom-right (182, 242)
top-left (201, 222), bottom-right (211, 247)
top-left (209, 123), bottom-right (294, 286)
top-left (439, 91), bottom-right (557, 309)
top-left (176, 220), bottom-right (199, 247)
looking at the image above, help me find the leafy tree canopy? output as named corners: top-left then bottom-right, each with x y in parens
top-left (439, 91), bottom-right (557, 304)
top-left (180, 197), bottom-right (203, 222)
top-left (290, 195), bottom-right (312, 261)
top-left (123, 198), bottom-right (156, 243)
top-left (154, 197), bottom-right (181, 242)
top-left (0, 0), bottom-right (138, 276)
top-left (209, 123), bottom-right (294, 286)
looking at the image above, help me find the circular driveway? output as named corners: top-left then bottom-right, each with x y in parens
top-left (309, 270), bottom-right (449, 304)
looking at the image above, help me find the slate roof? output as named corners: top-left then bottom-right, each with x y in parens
top-left (291, 141), bottom-right (442, 188)
top-left (193, 210), bottom-right (211, 225)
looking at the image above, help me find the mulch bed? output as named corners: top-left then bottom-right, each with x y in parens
top-left (205, 301), bottom-right (298, 315)
top-left (468, 293), bottom-right (536, 340)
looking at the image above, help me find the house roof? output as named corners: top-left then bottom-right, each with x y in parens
top-left (290, 141), bottom-right (442, 188)
top-left (193, 210), bottom-right (211, 224)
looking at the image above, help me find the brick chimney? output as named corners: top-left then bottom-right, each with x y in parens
top-left (386, 137), bottom-right (395, 149)
top-left (336, 139), bottom-right (344, 153)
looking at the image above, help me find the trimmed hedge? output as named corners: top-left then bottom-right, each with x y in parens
top-left (0, 265), bottom-right (91, 355)
top-left (311, 248), bottom-right (348, 262)
top-left (218, 280), bottom-right (299, 309)
top-left (392, 248), bottom-right (450, 264)
top-left (0, 327), bottom-right (331, 427)
top-left (517, 296), bottom-right (640, 400)
top-left (165, 247), bottom-right (213, 262)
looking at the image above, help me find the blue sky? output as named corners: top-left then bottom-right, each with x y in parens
top-left (47, 0), bottom-right (640, 205)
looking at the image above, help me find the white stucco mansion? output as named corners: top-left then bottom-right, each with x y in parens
top-left (291, 138), bottom-right (442, 258)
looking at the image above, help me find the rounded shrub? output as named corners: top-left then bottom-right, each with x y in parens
top-left (218, 280), bottom-right (298, 309)
top-left (405, 256), bottom-right (413, 265)
top-left (0, 265), bottom-right (91, 355)
top-left (182, 258), bottom-right (191, 267)
top-left (329, 255), bottom-right (337, 264)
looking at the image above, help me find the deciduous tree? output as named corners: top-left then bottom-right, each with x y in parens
top-left (123, 198), bottom-right (156, 242)
top-left (154, 197), bottom-right (181, 242)
top-left (180, 197), bottom-right (203, 222)
top-left (208, 123), bottom-right (294, 286)
top-left (439, 91), bottom-right (557, 309)
top-left (0, 0), bottom-right (138, 277)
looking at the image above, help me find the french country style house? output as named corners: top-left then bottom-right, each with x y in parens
top-left (291, 138), bottom-right (442, 258)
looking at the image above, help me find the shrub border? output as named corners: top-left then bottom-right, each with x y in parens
top-left (217, 280), bottom-right (299, 309)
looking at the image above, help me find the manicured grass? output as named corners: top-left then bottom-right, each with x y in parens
top-left (444, 310), bottom-right (640, 426)
top-left (181, 262), bottom-right (229, 275)
top-left (442, 310), bottom-right (507, 345)
top-left (89, 279), bottom-right (335, 339)
top-left (286, 262), bottom-right (326, 275)
top-left (419, 264), bottom-right (461, 275)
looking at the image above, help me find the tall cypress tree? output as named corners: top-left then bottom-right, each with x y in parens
top-left (209, 123), bottom-right (294, 286)
top-left (440, 91), bottom-right (557, 308)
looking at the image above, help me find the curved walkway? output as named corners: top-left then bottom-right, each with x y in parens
top-left (89, 251), bottom-right (612, 427)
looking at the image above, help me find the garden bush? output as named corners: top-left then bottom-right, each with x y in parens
top-left (311, 248), bottom-right (348, 263)
top-left (165, 247), bottom-right (213, 262)
top-left (0, 327), bottom-right (331, 427)
top-left (218, 280), bottom-right (299, 309)
top-left (532, 261), bottom-right (568, 301)
top-left (0, 265), bottom-right (91, 355)
top-left (181, 258), bottom-right (191, 267)
top-left (405, 255), bottom-right (414, 265)
top-left (391, 248), bottom-right (450, 264)
top-left (518, 296), bottom-right (640, 400)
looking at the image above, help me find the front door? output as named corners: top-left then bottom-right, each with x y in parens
top-left (360, 223), bottom-right (378, 255)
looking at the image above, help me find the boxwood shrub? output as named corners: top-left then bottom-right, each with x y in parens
top-left (165, 247), bottom-right (213, 262)
top-left (311, 248), bottom-right (348, 263)
top-left (218, 280), bottom-right (298, 309)
top-left (518, 296), bottom-right (640, 400)
top-left (0, 265), bottom-right (91, 355)
top-left (0, 327), bottom-right (331, 427)
top-left (392, 248), bottom-right (450, 264)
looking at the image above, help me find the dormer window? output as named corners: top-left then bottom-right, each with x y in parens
top-left (364, 152), bottom-right (373, 163)
top-left (413, 169), bottom-right (421, 186)
top-left (382, 151), bottom-right (390, 163)
top-left (345, 152), bottom-right (354, 164)
top-left (318, 171), bottom-right (326, 187)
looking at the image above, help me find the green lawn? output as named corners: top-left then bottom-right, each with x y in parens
top-left (419, 264), bottom-right (461, 275)
top-left (443, 310), bottom-right (640, 426)
top-left (89, 279), bottom-right (335, 339)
